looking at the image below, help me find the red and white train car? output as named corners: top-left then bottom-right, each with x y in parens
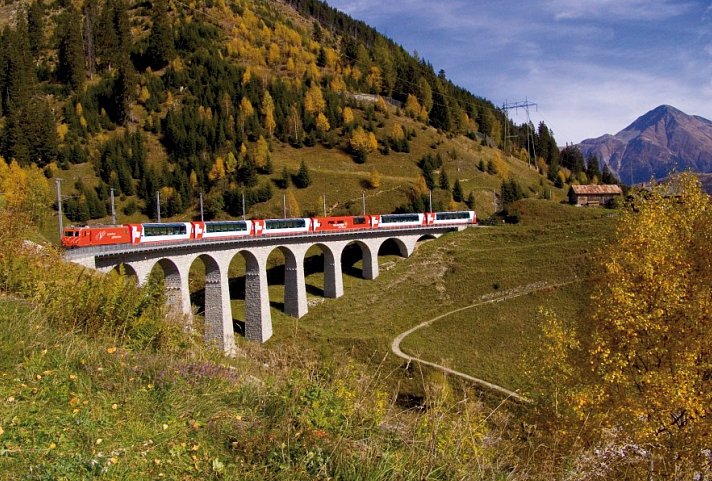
top-left (62, 211), bottom-right (476, 249)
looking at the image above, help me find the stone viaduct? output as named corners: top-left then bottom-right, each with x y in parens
top-left (65, 226), bottom-right (462, 354)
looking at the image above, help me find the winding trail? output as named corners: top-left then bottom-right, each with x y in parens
top-left (391, 279), bottom-right (580, 404)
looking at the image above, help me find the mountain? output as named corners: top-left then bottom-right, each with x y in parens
top-left (577, 105), bottom-right (712, 184)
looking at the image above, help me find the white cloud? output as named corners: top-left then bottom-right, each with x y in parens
top-left (544, 0), bottom-right (694, 21)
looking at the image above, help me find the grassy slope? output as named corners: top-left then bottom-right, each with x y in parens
top-left (265, 200), bottom-right (615, 396)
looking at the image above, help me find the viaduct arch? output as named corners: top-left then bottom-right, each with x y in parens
top-left (66, 227), bottom-right (459, 354)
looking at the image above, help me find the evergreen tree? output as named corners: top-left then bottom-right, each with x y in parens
top-left (57, 7), bottom-right (86, 91)
top-left (439, 168), bottom-right (450, 191)
top-left (601, 164), bottom-right (619, 184)
top-left (423, 167), bottom-right (435, 191)
top-left (145, 0), bottom-right (174, 70)
top-left (294, 160), bottom-right (311, 188)
top-left (586, 154), bottom-right (602, 182)
top-left (112, 61), bottom-right (134, 124)
top-left (1, 18), bottom-right (35, 115)
top-left (26, 1), bottom-right (44, 59)
top-left (278, 166), bottom-right (290, 189)
top-left (560, 144), bottom-right (585, 174)
top-left (466, 191), bottom-right (476, 209)
top-left (429, 82), bottom-right (452, 131)
top-left (501, 178), bottom-right (525, 206)
top-left (83, 0), bottom-right (98, 78)
top-left (487, 158), bottom-right (497, 175)
top-left (452, 179), bottom-right (464, 202)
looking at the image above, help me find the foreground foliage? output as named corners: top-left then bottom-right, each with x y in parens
top-left (531, 173), bottom-right (711, 479)
top-left (0, 184), bottom-right (520, 479)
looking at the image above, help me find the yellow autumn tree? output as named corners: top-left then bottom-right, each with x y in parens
top-left (285, 190), bottom-right (300, 217)
top-left (0, 159), bottom-right (51, 226)
top-left (208, 156), bottom-right (226, 183)
top-left (240, 96), bottom-right (254, 118)
top-left (252, 136), bottom-right (270, 171)
top-left (349, 126), bottom-right (378, 163)
top-left (532, 173), bottom-right (711, 478)
top-left (304, 84), bottom-right (326, 115)
top-left (315, 112), bottom-right (330, 134)
top-left (404, 94), bottom-right (422, 119)
top-left (368, 168), bottom-right (381, 189)
top-left (342, 106), bottom-right (354, 125)
top-left (414, 174), bottom-right (428, 196)
top-left (262, 91), bottom-right (276, 138)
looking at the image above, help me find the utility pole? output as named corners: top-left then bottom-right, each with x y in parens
top-left (110, 188), bottom-right (116, 225)
top-left (502, 99), bottom-right (538, 166)
top-left (241, 191), bottom-right (246, 221)
top-left (156, 191), bottom-right (161, 222)
top-left (361, 192), bottom-right (366, 216)
top-left (56, 178), bottom-right (63, 241)
top-left (199, 191), bottom-right (204, 222)
top-left (283, 194), bottom-right (286, 218)
top-left (322, 193), bottom-right (327, 217)
top-left (429, 190), bottom-right (432, 212)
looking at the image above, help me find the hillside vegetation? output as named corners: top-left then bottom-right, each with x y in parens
top-left (1, 0), bottom-right (574, 245)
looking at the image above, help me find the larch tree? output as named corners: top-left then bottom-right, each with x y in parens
top-left (342, 106), bottom-right (354, 125)
top-left (349, 126), bottom-right (377, 163)
top-left (304, 84), bottom-right (326, 116)
top-left (261, 91), bottom-right (276, 137)
top-left (285, 190), bottom-right (300, 217)
top-left (368, 168), bottom-right (381, 189)
top-left (533, 173), bottom-right (711, 478)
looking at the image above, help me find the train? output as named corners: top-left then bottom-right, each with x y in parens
top-left (61, 211), bottom-right (476, 249)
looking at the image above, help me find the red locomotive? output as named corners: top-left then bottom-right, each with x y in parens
top-left (62, 211), bottom-right (476, 249)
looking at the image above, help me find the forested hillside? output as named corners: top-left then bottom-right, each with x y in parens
top-left (0, 0), bottom-right (567, 228)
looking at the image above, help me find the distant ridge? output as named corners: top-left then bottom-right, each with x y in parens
top-left (577, 105), bottom-right (712, 184)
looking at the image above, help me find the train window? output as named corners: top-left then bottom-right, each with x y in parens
top-left (435, 211), bottom-right (470, 220)
top-left (265, 219), bottom-right (306, 229)
top-left (143, 224), bottom-right (187, 236)
top-left (353, 216), bottom-right (366, 225)
top-left (205, 221), bottom-right (247, 233)
top-left (381, 214), bottom-right (420, 223)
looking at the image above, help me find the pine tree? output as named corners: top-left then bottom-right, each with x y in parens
top-left (439, 168), bottom-right (450, 191)
top-left (466, 191), bottom-right (476, 209)
top-left (112, 61), bottom-right (134, 124)
top-left (57, 7), bottom-right (86, 91)
top-left (294, 161), bottom-right (311, 188)
top-left (145, 0), bottom-right (174, 70)
top-left (452, 179), bottom-right (464, 202)
top-left (26, 1), bottom-right (44, 59)
top-left (275, 166), bottom-right (289, 189)
top-left (83, 0), bottom-right (98, 78)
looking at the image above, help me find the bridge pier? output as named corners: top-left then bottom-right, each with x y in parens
top-left (243, 251), bottom-right (272, 343)
top-left (283, 245), bottom-right (308, 318)
top-left (322, 242), bottom-right (344, 298)
top-left (202, 254), bottom-right (236, 355)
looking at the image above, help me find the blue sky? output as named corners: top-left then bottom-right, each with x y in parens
top-left (325, 0), bottom-right (712, 145)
